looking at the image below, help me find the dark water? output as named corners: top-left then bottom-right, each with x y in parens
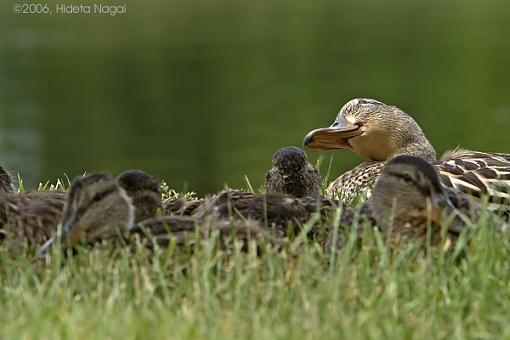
top-left (1, 0), bottom-right (510, 193)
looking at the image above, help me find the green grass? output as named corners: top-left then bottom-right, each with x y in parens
top-left (2, 179), bottom-right (510, 339)
top-left (2, 210), bottom-right (510, 339)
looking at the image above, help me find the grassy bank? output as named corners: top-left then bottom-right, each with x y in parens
top-left (1, 211), bottom-right (510, 339)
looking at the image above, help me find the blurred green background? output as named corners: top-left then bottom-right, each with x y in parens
top-left (1, 0), bottom-right (510, 194)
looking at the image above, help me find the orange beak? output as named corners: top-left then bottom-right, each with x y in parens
top-left (303, 115), bottom-right (362, 151)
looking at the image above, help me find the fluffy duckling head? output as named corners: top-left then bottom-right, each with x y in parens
top-left (265, 146), bottom-right (322, 198)
top-left (117, 169), bottom-right (161, 222)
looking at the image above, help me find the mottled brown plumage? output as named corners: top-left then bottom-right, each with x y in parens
top-left (130, 216), bottom-right (283, 252)
top-left (0, 191), bottom-right (66, 251)
top-left (326, 162), bottom-right (385, 202)
top-left (38, 173), bottom-right (134, 255)
top-left (117, 169), bottom-right (162, 222)
top-left (0, 166), bottom-right (15, 194)
top-left (193, 190), bottom-right (360, 239)
top-left (369, 155), bottom-right (507, 248)
top-left (163, 197), bottom-right (204, 216)
top-left (38, 175), bottom-right (282, 254)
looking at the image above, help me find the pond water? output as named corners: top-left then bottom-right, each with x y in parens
top-left (1, 0), bottom-right (510, 193)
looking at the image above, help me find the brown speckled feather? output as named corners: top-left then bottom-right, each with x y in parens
top-left (163, 197), bottom-right (204, 216)
top-left (130, 216), bottom-right (283, 252)
top-left (327, 150), bottom-right (510, 212)
top-left (436, 149), bottom-right (510, 209)
top-left (326, 162), bottom-right (385, 203)
top-left (0, 191), bottom-right (66, 251)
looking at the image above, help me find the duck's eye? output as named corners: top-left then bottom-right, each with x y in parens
top-left (92, 192), bottom-right (103, 202)
top-left (401, 174), bottom-right (414, 184)
top-left (92, 190), bottom-right (108, 202)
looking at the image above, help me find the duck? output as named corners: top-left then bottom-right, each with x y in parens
top-left (187, 146), bottom-right (351, 237)
top-left (264, 146), bottom-right (322, 198)
top-left (304, 98), bottom-right (510, 210)
top-left (38, 172), bottom-right (135, 254)
top-left (116, 169), bottom-right (162, 222)
top-left (0, 167), bottom-right (67, 252)
top-left (367, 155), bottom-right (507, 248)
top-left (162, 146), bottom-right (323, 217)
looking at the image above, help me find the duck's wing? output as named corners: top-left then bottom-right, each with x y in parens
top-left (437, 150), bottom-right (510, 211)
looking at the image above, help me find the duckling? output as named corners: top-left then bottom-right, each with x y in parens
top-left (368, 155), bottom-right (507, 247)
top-left (37, 172), bottom-right (134, 254)
top-left (264, 146), bottom-right (322, 198)
top-left (0, 167), bottom-right (66, 251)
top-left (117, 169), bottom-right (162, 222)
top-left (304, 98), bottom-right (510, 209)
top-left (0, 190), bottom-right (66, 250)
top-left (193, 190), bottom-right (360, 240)
top-left (163, 146), bottom-right (323, 216)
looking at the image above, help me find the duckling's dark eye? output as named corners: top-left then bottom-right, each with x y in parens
top-left (400, 174), bottom-right (414, 183)
top-left (388, 171), bottom-right (414, 184)
top-left (92, 192), bottom-right (105, 202)
top-left (91, 188), bottom-right (115, 203)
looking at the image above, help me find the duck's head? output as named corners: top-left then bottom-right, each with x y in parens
top-left (117, 169), bottom-right (161, 222)
top-left (304, 98), bottom-right (436, 161)
top-left (38, 172), bottom-right (134, 255)
top-left (370, 155), bottom-right (459, 231)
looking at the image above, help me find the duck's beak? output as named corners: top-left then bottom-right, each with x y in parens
top-left (420, 194), bottom-right (463, 251)
top-left (430, 193), bottom-right (464, 233)
top-left (303, 115), bottom-right (362, 151)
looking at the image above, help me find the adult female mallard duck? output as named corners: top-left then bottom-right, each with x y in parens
top-left (304, 98), bottom-right (510, 211)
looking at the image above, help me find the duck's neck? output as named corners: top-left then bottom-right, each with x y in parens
top-left (390, 139), bottom-right (437, 161)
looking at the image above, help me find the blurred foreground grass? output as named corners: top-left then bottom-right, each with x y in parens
top-left (1, 206), bottom-right (510, 339)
